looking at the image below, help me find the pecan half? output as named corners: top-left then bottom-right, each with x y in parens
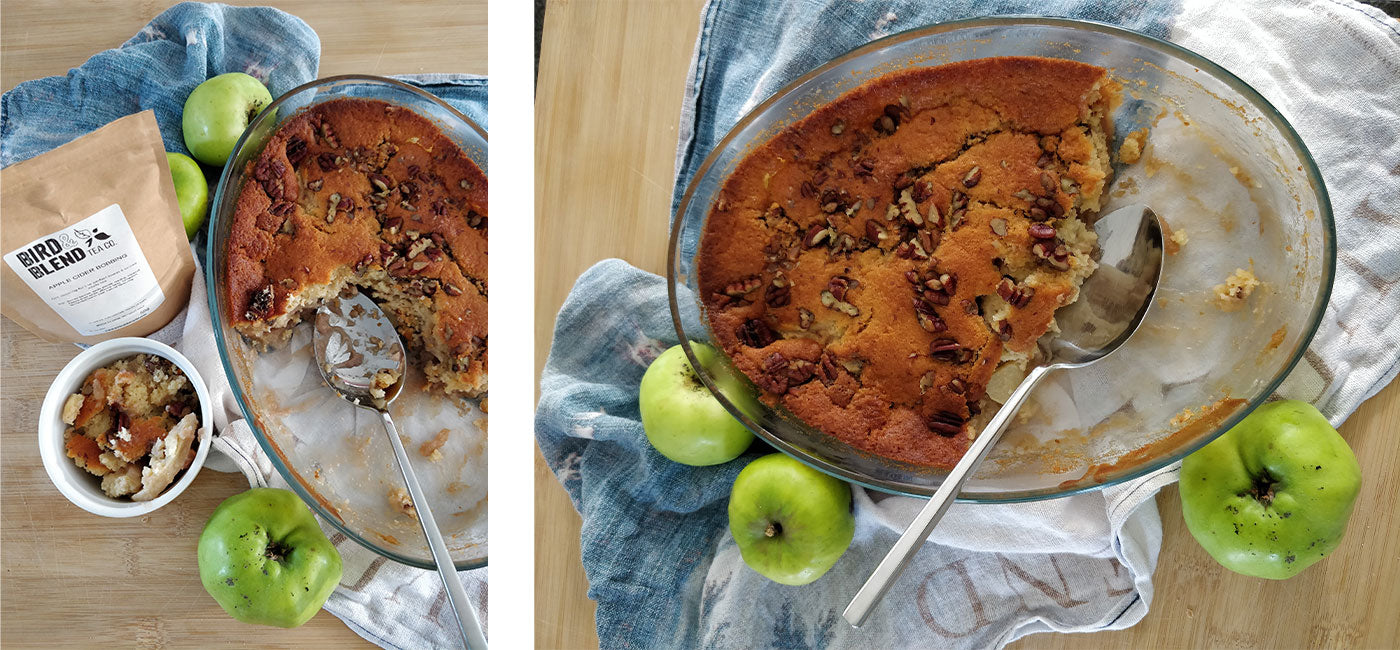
top-left (926, 411), bottom-right (964, 437)
top-left (285, 137), bottom-right (308, 165)
top-left (827, 276), bottom-right (856, 302)
top-left (766, 284), bottom-right (791, 307)
top-left (803, 223), bottom-right (833, 248)
top-left (723, 275), bottom-right (762, 297)
top-left (962, 166), bottom-right (982, 188)
top-left (736, 319), bottom-right (777, 348)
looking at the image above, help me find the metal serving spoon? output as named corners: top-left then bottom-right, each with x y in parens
top-left (313, 290), bottom-right (487, 650)
top-left (843, 204), bottom-right (1165, 628)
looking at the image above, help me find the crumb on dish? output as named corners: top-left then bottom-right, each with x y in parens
top-left (1213, 268), bottom-right (1260, 311)
top-left (388, 486), bottom-right (417, 519)
top-left (1119, 129), bottom-right (1148, 164)
top-left (419, 428), bottom-right (451, 461)
top-left (1171, 228), bottom-right (1188, 248)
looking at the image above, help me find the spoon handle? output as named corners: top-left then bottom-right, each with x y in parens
top-left (380, 411), bottom-right (488, 650)
top-left (842, 364), bottom-right (1052, 628)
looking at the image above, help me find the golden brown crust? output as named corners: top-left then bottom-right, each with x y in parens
top-left (226, 98), bottom-right (487, 397)
top-left (697, 57), bottom-right (1114, 468)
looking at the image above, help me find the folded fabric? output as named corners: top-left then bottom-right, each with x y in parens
top-left (537, 0), bottom-right (1400, 647)
top-left (2, 4), bottom-right (487, 648)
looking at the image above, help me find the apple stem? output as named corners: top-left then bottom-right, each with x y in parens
top-left (764, 522), bottom-right (781, 538)
top-left (265, 541), bottom-right (289, 563)
top-left (1248, 472), bottom-right (1279, 508)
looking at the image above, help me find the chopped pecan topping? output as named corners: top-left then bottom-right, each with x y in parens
top-left (757, 353), bottom-right (791, 394)
top-left (864, 220), bottom-right (887, 243)
top-left (736, 319), bottom-right (777, 348)
top-left (798, 308), bottom-right (814, 329)
top-left (317, 121), bottom-right (339, 148)
top-left (269, 201), bottom-right (294, 217)
top-left (1028, 223), bottom-right (1057, 239)
top-left (820, 290), bottom-right (859, 316)
top-left (803, 223), bottom-right (833, 248)
top-left (916, 312), bottom-right (947, 333)
top-left (766, 284), bottom-right (791, 307)
top-left (994, 318), bottom-right (1013, 341)
top-left (285, 137), bottom-right (308, 165)
top-left (317, 152), bottom-right (339, 172)
top-left (962, 166), bottom-right (982, 188)
top-left (930, 339), bottom-right (974, 364)
top-left (369, 173), bottom-right (392, 194)
top-left (1035, 195), bottom-right (1065, 219)
top-left (827, 276), bottom-right (856, 302)
top-left (873, 104), bottom-right (901, 135)
top-left (819, 188), bottom-right (850, 214)
top-left (723, 275), bottom-right (762, 297)
top-left (244, 284), bottom-right (275, 321)
top-left (927, 411), bottom-right (964, 437)
top-left (989, 217), bottom-right (1008, 236)
top-left (830, 120), bottom-right (845, 136)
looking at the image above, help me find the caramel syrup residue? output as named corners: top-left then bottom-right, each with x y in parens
top-left (1059, 396), bottom-right (1248, 488)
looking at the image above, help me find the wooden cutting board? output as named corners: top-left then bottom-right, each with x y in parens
top-left (1, 1), bottom-right (484, 646)
top-left (533, 1), bottom-right (1400, 648)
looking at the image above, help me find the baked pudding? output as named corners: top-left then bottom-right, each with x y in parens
top-left (697, 57), bottom-right (1118, 468)
top-left (62, 353), bottom-right (200, 500)
top-left (226, 98), bottom-right (487, 398)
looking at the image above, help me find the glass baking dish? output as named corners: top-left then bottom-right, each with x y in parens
top-left (207, 75), bottom-right (487, 569)
top-left (667, 17), bottom-right (1334, 501)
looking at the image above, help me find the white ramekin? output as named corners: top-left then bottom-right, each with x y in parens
top-left (38, 337), bottom-right (214, 517)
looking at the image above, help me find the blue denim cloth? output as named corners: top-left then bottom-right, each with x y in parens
top-left (537, 2), bottom-right (1183, 648)
top-left (1, 2), bottom-right (486, 169)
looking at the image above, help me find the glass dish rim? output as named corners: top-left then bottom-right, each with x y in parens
top-left (206, 73), bottom-right (488, 570)
top-left (665, 16), bottom-right (1336, 503)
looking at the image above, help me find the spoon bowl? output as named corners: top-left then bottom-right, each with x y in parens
top-left (312, 290), bottom-right (488, 649)
top-left (843, 204), bottom-right (1165, 627)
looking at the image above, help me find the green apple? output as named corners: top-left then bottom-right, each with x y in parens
top-left (1180, 400), bottom-right (1361, 580)
top-left (182, 72), bottom-right (274, 166)
top-left (165, 152), bottom-right (209, 239)
top-left (198, 488), bottom-right (343, 628)
top-left (728, 453), bottom-right (855, 585)
top-left (639, 343), bottom-right (756, 466)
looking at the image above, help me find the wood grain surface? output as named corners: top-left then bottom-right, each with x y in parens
top-left (532, 1), bottom-right (1400, 648)
top-left (0, 1), bottom-right (484, 647)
